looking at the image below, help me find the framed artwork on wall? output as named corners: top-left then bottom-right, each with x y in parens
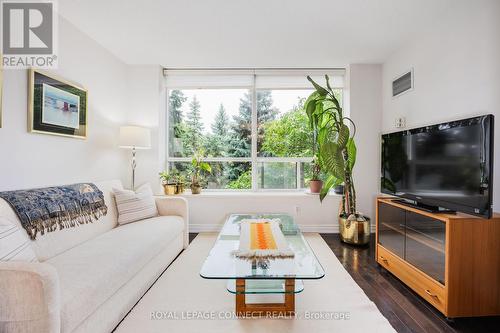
top-left (0, 60), bottom-right (3, 128)
top-left (28, 69), bottom-right (88, 139)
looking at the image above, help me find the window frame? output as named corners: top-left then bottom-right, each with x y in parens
top-left (165, 71), bottom-right (344, 192)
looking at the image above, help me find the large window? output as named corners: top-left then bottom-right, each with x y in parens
top-left (165, 70), bottom-right (344, 190)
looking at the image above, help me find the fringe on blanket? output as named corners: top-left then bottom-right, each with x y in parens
top-left (0, 183), bottom-right (108, 240)
top-left (23, 202), bottom-right (108, 240)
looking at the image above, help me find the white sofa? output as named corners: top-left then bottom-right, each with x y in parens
top-left (0, 180), bottom-right (189, 333)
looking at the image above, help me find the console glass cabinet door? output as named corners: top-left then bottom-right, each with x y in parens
top-left (377, 203), bottom-right (406, 258)
top-left (377, 201), bottom-right (446, 285)
top-left (405, 212), bottom-right (446, 284)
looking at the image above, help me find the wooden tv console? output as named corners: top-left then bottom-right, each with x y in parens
top-left (375, 197), bottom-right (500, 318)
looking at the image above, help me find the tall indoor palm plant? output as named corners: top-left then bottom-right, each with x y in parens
top-left (305, 75), bottom-right (369, 245)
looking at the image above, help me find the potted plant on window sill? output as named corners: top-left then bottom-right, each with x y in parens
top-left (159, 171), bottom-right (177, 195)
top-left (305, 75), bottom-right (370, 245)
top-left (190, 150), bottom-right (212, 194)
top-left (159, 169), bottom-right (186, 195)
top-left (309, 156), bottom-right (323, 193)
top-left (170, 169), bottom-right (186, 194)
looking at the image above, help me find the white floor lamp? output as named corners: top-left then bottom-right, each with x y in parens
top-left (119, 126), bottom-right (151, 190)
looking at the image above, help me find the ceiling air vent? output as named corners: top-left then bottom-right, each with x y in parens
top-left (392, 69), bottom-right (413, 97)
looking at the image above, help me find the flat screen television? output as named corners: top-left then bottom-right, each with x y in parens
top-left (381, 115), bottom-right (494, 218)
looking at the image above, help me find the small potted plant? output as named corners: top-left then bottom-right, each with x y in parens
top-left (169, 169), bottom-right (186, 195)
top-left (309, 156), bottom-right (323, 193)
top-left (159, 171), bottom-right (176, 195)
top-left (175, 173), bottom-right (186, 195)
top-left (190, 150), bottom-right (212, 194)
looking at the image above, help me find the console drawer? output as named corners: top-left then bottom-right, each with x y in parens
top-left (377, 245), bottom-right (446, 313)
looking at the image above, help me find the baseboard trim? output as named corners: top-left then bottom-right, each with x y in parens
top-left (190, 223), bottom-right (376, 234)
top-left (189, 224), bottom-right (222, 233)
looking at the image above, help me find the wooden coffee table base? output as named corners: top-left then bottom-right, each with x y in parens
top-left (235, 279), bottom-right (295, 317)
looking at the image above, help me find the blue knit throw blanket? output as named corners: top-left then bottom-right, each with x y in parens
top-left (0, 183), bottom-right (107, 240)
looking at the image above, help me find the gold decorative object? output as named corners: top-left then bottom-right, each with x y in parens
top-left (175, 183), bottom-right (185, 195)
top-left (163, 184), bottom-right (176, 196)
top-left (339, 214), bottom-right (370, 245)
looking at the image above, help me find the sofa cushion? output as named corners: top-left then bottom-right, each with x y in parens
top-left (0, 180), bottom-right (122, 261)
top-left (114, 184), bottom-right (158, 225)
top-left (46, 216), bottom-right (184, 333)
top-left (0, 217), bottom-right (38, 262)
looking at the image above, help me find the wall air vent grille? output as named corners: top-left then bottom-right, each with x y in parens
top-left (392, 70), bottom-right (413, 97)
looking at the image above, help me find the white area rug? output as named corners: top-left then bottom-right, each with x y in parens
top-left (115, 233), bottom-right (395, 333)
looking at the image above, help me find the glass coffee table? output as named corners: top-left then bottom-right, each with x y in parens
top-left (200, 213), bottom-right (325, 316)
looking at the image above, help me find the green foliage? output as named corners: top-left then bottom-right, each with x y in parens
top-left (168, 89), bottom-right (331, 190)
top-left (190, 150), bottom-right (212, 186)
top-left (311, 156), bottom-right (321, 180)
top-left (260, 101), bottom-right (312, 157)
top-left (211, 104), bottom-right (229, 136)
top-left (159, 169), bottom-right (185, 185)
top-left (205, 103), bottom-right (231, 157)
top-left (227, 170), bottom-right (252, 189)
top-left (159, 171), bottom-right (173, 184)
top-left (169, 90), bottom-right (187, 124)
top-left (305, 75), bottom-right (358, 216)
top-left (346, 138), bottom-right (357, 170)
top-left (169, 90), bottom-right (187, 142)
top-left (230, 92), bottom-right (252, 155)
top-left (320, 175), bottom-right (343, 201)
top-left (184, 95), bottom-right (205, 154)
top-left (320, 142), bottom-right (345, 181)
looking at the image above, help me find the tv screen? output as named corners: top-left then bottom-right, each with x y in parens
top-left (381, 115), bottom-right (494, 218)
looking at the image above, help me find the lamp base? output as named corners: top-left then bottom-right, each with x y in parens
top-left (131, 147), bottom-right (137, 190)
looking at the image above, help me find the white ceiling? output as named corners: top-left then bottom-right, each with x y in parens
top-left (59, 0), bottom-right (456, 67)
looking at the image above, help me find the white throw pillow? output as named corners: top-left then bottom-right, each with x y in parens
top-left (0, 217), bottom-right (38, 262)
top-left (113, 183), bottom-right (158, 225)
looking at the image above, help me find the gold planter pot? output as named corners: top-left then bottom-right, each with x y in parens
top-left (175, 183), bottom-right (185, 195)
top-left (163, 184), bottom-right (177, 196)
top-left (339, 214), bottom-right (370, 245)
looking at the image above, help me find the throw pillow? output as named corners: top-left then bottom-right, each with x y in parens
top-left (113, 183), bottom-right (158, 225)
top-left (0, 217), bottom-right (38, 262)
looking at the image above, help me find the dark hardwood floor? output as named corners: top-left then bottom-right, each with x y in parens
top-left (189, 232), bottom-right (500, 333)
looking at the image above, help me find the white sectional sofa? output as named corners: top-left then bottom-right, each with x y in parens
top-left (0, 180), bottom-right (189, 333)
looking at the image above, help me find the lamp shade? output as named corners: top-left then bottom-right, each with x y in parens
top-left (119, 126), bottom-right (151, 149)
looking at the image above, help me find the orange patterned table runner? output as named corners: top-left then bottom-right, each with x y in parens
top-left (233, 218), bottom-right (294, 258)
top-left (250, 222), bottom-right (277, 250)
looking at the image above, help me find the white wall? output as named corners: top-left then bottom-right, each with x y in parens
top-left (185, 193), bottom-right (340, 233)
top-left (382, 0), bottom-right (500, 212)
top-left (349, 64), bottom-right (383, 223)
top-left (124, 65), bottom-right (165, 191)
top-left (0, 16), bottom-right (129, 190)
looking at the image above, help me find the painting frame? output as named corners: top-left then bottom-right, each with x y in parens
top-left (28, 69), bottom-right (88, 139)
top-left (0, 56), bottom-right (3, 128)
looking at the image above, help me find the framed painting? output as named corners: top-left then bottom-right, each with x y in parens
top-left (28, 69), bottom-right (88, 138)
top-left (0, 59), bottom-right (3, 128)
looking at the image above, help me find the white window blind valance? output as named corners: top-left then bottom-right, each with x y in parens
top-left (164, 70), bottom-right (254, 88)
top-left (164, 69), bottom-right (345, 89)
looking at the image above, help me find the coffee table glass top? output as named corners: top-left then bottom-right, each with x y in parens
top-left (200, 213), bottom-right (325, 280)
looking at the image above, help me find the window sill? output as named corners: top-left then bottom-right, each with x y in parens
top-left (156, 190), bottom-right (341, 199)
